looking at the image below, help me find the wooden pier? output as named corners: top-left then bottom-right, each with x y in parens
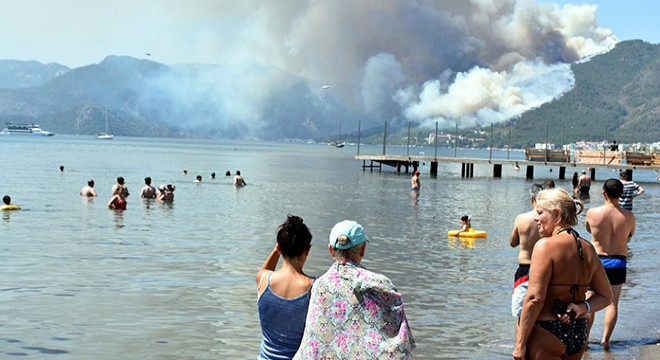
top-left (351, 120), bottom-right (658, 181)
top-left (355, 154), bottom-right (660, 181)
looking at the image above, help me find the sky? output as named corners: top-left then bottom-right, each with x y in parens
top-left (0, 0), bottom-right (657, 136)
top-left (0, 0), bottom-right (656, 68)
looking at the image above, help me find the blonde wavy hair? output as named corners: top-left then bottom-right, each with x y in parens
top-left (535, 188), bottom-right (578, 227)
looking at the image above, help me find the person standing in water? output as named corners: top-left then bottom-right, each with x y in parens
top-left (618, 171), bottom-right (644, 211)
top-left (108, 186), bottom-right (127, 210)
top-left (234, 171), bottom-right (247, 187)
top-left (509, 184), bottom-right (543, 341)
top-left (140, 177), bottom-right (156, 199)
top-left (577, 170), bottom-right (591, 197)
top-left (80, 179), bottom-right (97, 197)
top-left (513, 189), bottom-right (611, 360)
top-left (112, 176), bottom-right (130, 197)
top-left (411, 170), bottom-right (421, 191)
top-left (585, 179), bottom-right (636, 349)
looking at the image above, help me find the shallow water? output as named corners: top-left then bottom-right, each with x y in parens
top-left (1, 136), bottom-right (658, 359)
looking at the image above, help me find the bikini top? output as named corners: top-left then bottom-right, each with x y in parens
top-left (550, 228), bottom-right (587, 302)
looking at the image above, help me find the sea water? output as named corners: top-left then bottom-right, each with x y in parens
top-left (1, 135), bottom-right (658, 359)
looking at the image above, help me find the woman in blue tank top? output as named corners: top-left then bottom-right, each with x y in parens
top-left (256, 215), bottom-right (314, 360)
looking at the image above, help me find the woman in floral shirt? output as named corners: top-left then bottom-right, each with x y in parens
top-left (294, 220), bottom-right (415, 359)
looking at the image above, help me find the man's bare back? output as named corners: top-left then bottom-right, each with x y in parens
top-left (585, 178), bottom-right (636, 348)
top-left (509, 210), bottom-right (541, 264)
top-left (586, 204), bottom-right (635, 256)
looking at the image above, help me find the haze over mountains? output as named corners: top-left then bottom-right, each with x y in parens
top-left (0, 40), bottom-right (658, 144)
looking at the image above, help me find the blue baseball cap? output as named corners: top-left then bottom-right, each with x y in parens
top-left (329, 220), bottom-right (368, 250)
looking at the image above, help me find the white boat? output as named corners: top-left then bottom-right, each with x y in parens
top-left (95, 108), bottom-right (114, 140)
top-left (328, 123), bottom-right (344, 148)
top-left (95, 133), bottom-right (114, 140)
top-left (328, 141), bottom-right (345, 148)
top-left (1, 123), bottom-right (55, 136)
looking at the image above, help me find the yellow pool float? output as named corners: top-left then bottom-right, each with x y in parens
top-left (447, 228), bottom-right (487, 238)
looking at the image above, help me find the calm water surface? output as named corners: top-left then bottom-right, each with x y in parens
top-left (1, 136), bottom-right (658, 359)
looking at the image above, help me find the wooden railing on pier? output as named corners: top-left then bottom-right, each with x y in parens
top-left (525, 149), bottom-right (570, 162)
top-left (574, 150), bottom-right (659, 166)
top-left (575, 149), bottom-right (623, 165)
top-left (625, 152), bottom-right (655, 165)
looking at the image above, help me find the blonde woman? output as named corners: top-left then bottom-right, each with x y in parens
top-left (514, 189), bottom-right (612, 359)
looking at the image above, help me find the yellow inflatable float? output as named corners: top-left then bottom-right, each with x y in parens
top-left (1, 205), bottom-right (21, 211)
top-left (447, 228), bottom-right (487, 238)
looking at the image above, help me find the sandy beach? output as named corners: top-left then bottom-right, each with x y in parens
top-left (637, 344), bottom-right (660, 360)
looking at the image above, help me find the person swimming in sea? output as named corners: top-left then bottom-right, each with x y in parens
top-left (1, 195), bottom-right (20, 211)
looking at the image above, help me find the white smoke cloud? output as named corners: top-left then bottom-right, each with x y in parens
top-left (138, 0), bottom-right (617, 137)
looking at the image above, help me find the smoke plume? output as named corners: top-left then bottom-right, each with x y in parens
top-left (138, 0), bottom-right (616, 138)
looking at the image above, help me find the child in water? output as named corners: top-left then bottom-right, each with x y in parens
top-left (457, 215), bottom-right (471, 235)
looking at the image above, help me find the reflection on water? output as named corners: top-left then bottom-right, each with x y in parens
top-left (0, 136), bottom-right (658, 359)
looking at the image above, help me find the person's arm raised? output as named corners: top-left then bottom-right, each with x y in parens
top-left (256, 246), bottom-right (281, 289)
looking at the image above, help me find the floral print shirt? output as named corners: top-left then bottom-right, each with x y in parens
top-left (294, 261), bottom-right (415, 359)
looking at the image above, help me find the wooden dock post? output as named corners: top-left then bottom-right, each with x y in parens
top-left (590, 167), bottom-right (596, 181)
top-left (526, 165), bottom-right (534, 180)
top-left (361, 160), bottom-right (381, 172)
top-left (493, 164), bottom-right (502, 178)
top-left (430, 162), bottom-right (438, 176)
top-left (463, 163), bottom-right (474, 178)
top-left (559, 167), bottom-right (566, 180)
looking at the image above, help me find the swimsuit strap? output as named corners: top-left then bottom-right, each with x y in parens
top-left (569, 284), bottom-right (579, 303)
top-left (557, 228), bottom-right (585, 303)
top-left (558, 228), bottom-right (584, 263)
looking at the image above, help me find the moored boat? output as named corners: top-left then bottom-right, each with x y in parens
top-left (95, 108), bottom-right (114, 139)
top-left (95, 133), bottom-right (114, 140)
top-left (1, 123), bottom-right (54, 136)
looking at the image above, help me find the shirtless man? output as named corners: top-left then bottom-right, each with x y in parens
top-left (411, 170), bottom-right (421, 191)
top-left (509, 183), bottom-right (543, 339)
top-left (585, 178), bottom-right (635, 349)
top-left (112, 176), bottom-right (130, 197)
top-left (234, 171), bottom-right (247, 187)
top-left (80, 179), bottom-right (97, 197)
top-left (577, 170), bottom-right (591, 197)
top-left (140, 177), bottom-right (156, 199)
